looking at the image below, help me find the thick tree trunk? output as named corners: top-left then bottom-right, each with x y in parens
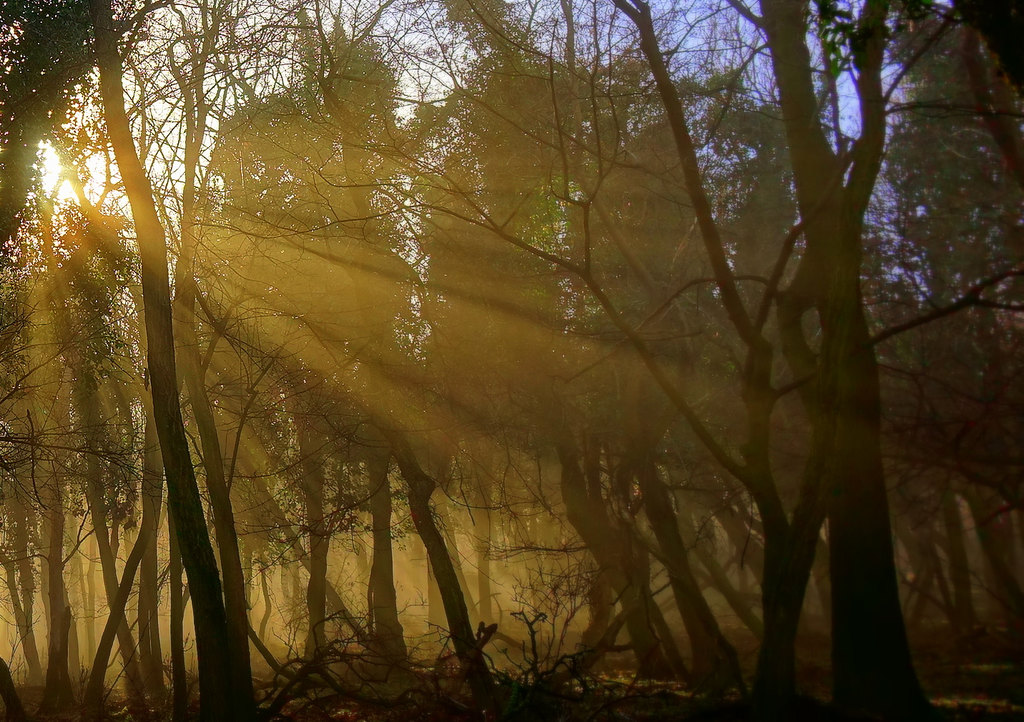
top-left (826, 307), bottom-right (932, 720)
top-left (755, 0), bottom-right (933, 717)
top-left (427, 556), bottom-right (445, 630)
top-left (0, 655), bottom-right (27, 722)
top-left (89, 1), bottom-right (244, 717)
top-left (580, 567), bottom-right (611, 652)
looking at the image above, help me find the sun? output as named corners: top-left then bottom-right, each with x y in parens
top-left (38, 141), bottom-right (78, 203)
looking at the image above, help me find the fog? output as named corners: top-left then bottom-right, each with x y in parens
top-left (1, 0), bottom-right (1022, 720)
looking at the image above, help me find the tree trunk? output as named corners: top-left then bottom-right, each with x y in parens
top-left (298, 423), bottom-right (329, 656)
top-left (84, 451), bottom-right (162, 712)
top-left (168, 513), bottom-right (189, 722)
top-left (175, 275), bottom-right (255, 711)
top-left (637, 457), bottom-right (744, 690)
top-left (0, 655), bottom-right (27, 722)
top-left (427, 556), bottom-right (445, 630)
top-left (367, 452), bottom-right (407, 661)
top-left (826, 308), bottom-right (933, 720)
top-left (40, 481), bottom-right (73, 712)
top-left (475, 480), bottom-right (494, 625)
top-left (89, 0), bottom-right (244, 717)
top-left (750, 519), bottom-right (820, 722)
top-left (557, 440), bottom-right (674, 680)
top-left (387, 431), bottom-right (499, 718)
top-left (965, 489), bottom-right (1024, 619)
top-left (75, 539), bottom-right (97, 666)
top-left (4, 496), bottom-right (42, 685)
top-left (81, 390), bottom-right (146, 695)
top-left (755, 0), bottom-right (933, 717)
top-left (138, 407), bottom-right (166, 696)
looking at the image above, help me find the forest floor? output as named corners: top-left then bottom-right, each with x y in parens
top-left (11, 624), bottom-right (1023, 721)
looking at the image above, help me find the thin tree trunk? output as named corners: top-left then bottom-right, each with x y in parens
top-left (557, 440), bottom-right (674, 680)
top-left (695, 546), bottom-right (763, 639)
top-left (387, 431), bottom-right (499, 718)
top-left (259, 558), bottom-right (273, 641)
top-left (965, 489), bottom-right (1024, 619)
top-left (83, 480), bottom-right (161, 712)
top-left (637, 457), bottom-right (744, 690)
top-left (40, 479), bottom-right (73, 712)
top-left (168, 513), bottom-right (188, 722)
top-left (475, 480), bottom-right (494, 625)
top-left (298, 423), bottom-right (328, 656)
top-left (5, 496), bottom-right (42, 685)
top-left (81, 390), bottom-right (146, 694)
top-left (138, 407), bottom-right (166, 696)
top-left (367, 453), bottom-right (406, 661)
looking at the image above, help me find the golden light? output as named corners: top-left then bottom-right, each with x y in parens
top-left (38, 141), bottom-right (77, 203)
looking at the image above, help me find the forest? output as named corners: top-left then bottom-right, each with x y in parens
top-left (0, 0), bottom-right (1022, 720)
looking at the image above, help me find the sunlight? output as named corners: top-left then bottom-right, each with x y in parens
top-left (37, 141), bottom-right (76, 203)
top-left (1, 0), bottom-right (1021, 719)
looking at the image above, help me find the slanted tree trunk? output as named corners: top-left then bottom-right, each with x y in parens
top-left (80, 390), bottom-right (146, 695)
top-left (84, 403), bottom-right (165, 711)
top-left (90, 0), bottom-right (244, 717)
top-left (635, 455), bottom-right (744, 691)
top-left (965, 488), bottom-right (1024, 619)
top-left (0, 655), bottom-right (27, 722)
top-left (171, 74), bottom-right (256, 710)
top-left (4, 496), bottom-right (43, 686)
top-left (426, 554), bottom-right (445, 630)
top-left (175, 264), bottom-right (254, 713)
top-left (84, 471), bottom-right (162, 712)
top-left (387, 430), bottom-right (499, 718)
top-left (557, 439), bottom-right (674, 680)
